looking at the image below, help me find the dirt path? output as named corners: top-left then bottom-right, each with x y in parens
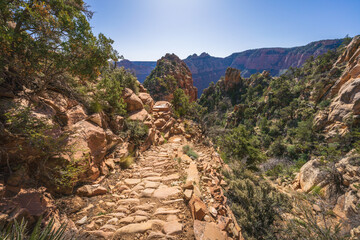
top-left (60, 136), bottom-right (195, 239)
top-left (58, 135), bottom-right (242, 240)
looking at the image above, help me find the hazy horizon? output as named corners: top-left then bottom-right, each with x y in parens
top-left (85, 0), bottom-right (360, 61)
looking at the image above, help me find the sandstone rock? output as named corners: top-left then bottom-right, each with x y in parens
top-left (163, 221), bottom-right (183, 235)
top-left (153, 186), bottom-right (181, 199)
top-left (128, 109), bottom-right (150, 122)
top-left (104, 158), bottom-right (115, 170)
top-left (124, 178), bottom-right (141, 185)
top-left (153, 101), bottom-right (172, 112)
top-left (189, 195), bottom-right (208, 220)
top-left (141, 188), bottom-right (155, 197)
top-left (87, 113), bottom-right (103, 127)
top-left (77, 185), bottom-right (107, 197)
top-left (184, 189), bottom-right (193, 201)
top-left (100, 224), bottom-right (117, 232)
top-left (193, 220), bottom-right (227, 240)
top-left (3, 188), bottom-right (55, 225)
top-left (186, 162), bottom-right (200, 187)
top-left (154, 118), bottom-right (167, 128)
top-left (138, 92), bottom-right (154, 110)
top-left (144, 181), bottom-right (160, 189)
top-left (66, 105), bottom-right (87, 126)
top-left (144, 54), bottom-right (197, 102)
top-left (113, 220), bottom-right (164, 236)
top-left (85, 230), bottom-right (113, 239)
top-left (147, 231), bottom-right (165, 239)
top-left (224, 67), bottom-right (242, 91)
top-left (76, 216), bottom-right (87, 225)
top-left (154, 208), bottom-right (181, 215)
top-left (70, 120), bottom-right (107, 165)
top-left (296, 159), bottom-right (328, 192)
top-left (123, 88), bottom-right (144, 112)
top-left (109, 115), bottom-right (124, 134)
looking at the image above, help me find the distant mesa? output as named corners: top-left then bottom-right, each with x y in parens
top-left (116, 39), bottom-right (343, 97)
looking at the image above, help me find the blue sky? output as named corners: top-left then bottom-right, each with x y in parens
top-left (85, 0), bottom-right (360, 61)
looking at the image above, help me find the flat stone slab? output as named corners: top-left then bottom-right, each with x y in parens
top-left (163, 173), bottom-right (180, 181)
top-left (145, 181), bottom-right (160, 189)
top-left (113, 220), bottom-right (164, 236)
top-left (142, 172), bottom-right (161, 178)
top-left (132, 204), bottom-right (155, 212)
top-left (119, 216), bottom-right (148, 224)
top-left (99, 224), bottom-right (117, 232)
top-left (144, 176), bottom-right (162, 182)
top-left (153, 186), bottom-right (181, 199)
top-left (124, 179), bottom-right (141, 185)
top-left (141, 188), bottom-right (155, 197)
top-left (154, 208), bottom-right (181, 215)
top-left (163, 221), bottom-right (183, 235)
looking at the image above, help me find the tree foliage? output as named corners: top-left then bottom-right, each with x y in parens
top-left (0, 0), bottom-right (118, 91)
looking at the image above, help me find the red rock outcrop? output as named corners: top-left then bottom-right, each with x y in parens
top-left (143, 53), bottom-right (197, 102)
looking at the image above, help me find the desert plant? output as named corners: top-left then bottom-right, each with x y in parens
top-left (0, 217), bottom-right (69, 240)
top-left (171, 88), bottom-right (190, 118)
top-left (282, 198), bottom-right (349, 240)
top-left (124, 120), bottom-right (148, 147)
top-left (119, 155), bottom-right (134, 169)
top-left (224, 162), bottom-right (291, 240)
top-left (182, 145), bottom-right (199, 159)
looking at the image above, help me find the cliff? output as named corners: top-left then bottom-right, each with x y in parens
top-left (117, 39), bottom-right (343, 96)
top-left (143, 53), bottom-right (198, 102)
top-left (186, 39), bottom-right (343, 96)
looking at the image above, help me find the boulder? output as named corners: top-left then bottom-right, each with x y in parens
top-left (65, 105), bottom-right (87, 126)
top-left (153, 101), bottom-right (172, 112)
top-left (1, 188), bottom-right (56, 225)
top-left (70, 120), bottom-right (107, 165)
top-left (295, 159), bottom-right (328, 192)
top-left (138, 92), bottom-right (154, 110)
top-left (87, 113), bottom-right (104, 127)
top-left (109, 115), bottom-right (124, 134)
top-left (154, 118), bottom-right (166, 128)
top-left (123, 88), bottom-right (144, 112)
top-left (128, 109), bottom-right (150, 122)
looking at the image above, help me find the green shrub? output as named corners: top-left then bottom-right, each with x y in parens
top-left (125, 120), bottom-right (148, 147)
top-left (283, 198), bottom-right (348, 240)
top-left (219, 125), bottom-right (264, 168)
top-left (224, 163), bottom-right (291, 239)
top-left (119, 155), bottom-right (134, 169)
top-left (92, 67), bottom-right (140, 116)
top-left (182, 145), bottom-right (199, 159)
top-left (319, 99), bottom-right (331, 109)
top-left (171, 88), bottom-right (190, 118)
top-left (310, 185), bottom-right (322, 196)
top-left (265, 164), bottom-right (284, 178)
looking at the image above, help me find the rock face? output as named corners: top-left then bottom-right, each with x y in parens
top-left (313, 36), bottom-right (360, 137)
top-left (292, 153), bottom-right (360, 230)
top-left (118, 39), bottom-right (343, 96)
top-left (143, 53), bottom-right (198, 102)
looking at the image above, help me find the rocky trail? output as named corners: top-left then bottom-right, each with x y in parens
top-left (58, 136), bottom-right (242, 240)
